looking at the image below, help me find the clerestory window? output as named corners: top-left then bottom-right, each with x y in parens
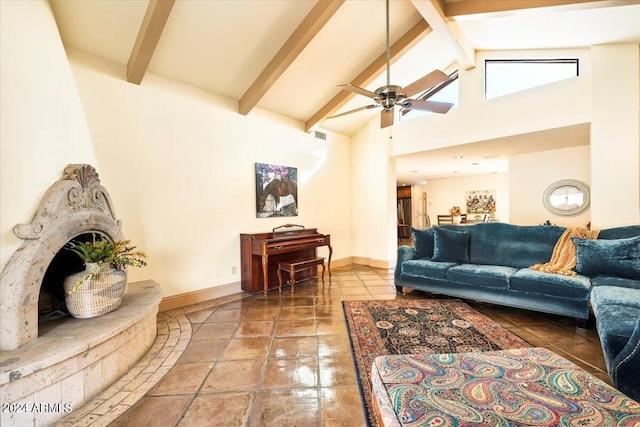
top-left (485, 59), bottom-right (579, 100)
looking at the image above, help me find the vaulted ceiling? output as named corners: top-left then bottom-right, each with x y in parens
top-left (50, 0), bottom-right (640, 180)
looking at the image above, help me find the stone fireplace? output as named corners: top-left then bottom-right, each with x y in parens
top-left (0, 164), bottom-right (162, 426)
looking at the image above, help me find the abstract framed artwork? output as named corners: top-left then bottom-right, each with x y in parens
top-left (255, 163), bottom-right (298, 218)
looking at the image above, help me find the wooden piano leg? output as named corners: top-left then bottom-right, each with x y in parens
top-left (327, 244), bottom-right (333, 279)
top-left (277, 265), bottom-right (283, 293)
top-left (262, 254), bottom-right (269, 298)
top-left (290, 266), bottom-right (296, 294)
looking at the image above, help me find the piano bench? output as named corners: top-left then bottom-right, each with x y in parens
top-left (277, 257), bottom-right (326, 294)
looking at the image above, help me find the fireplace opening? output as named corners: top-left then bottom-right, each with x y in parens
top-left (38, 232), bottom-right (105, 330)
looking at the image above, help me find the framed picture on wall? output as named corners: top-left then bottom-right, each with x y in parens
top-left (466, 190), bottom-right (496, 217)
top-left (255, 163), bottom-right (298, 218)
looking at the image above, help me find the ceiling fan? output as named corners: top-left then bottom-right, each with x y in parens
top-left (328, 0), bottom-right (454, 128)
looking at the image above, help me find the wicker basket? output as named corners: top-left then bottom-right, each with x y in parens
top-left (64, 263), bottom-right (127, 319)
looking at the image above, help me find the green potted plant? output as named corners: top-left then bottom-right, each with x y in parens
top-left (63, 233), bottom-right (147, 318)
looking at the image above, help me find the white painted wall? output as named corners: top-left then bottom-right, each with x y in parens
top-left (351, 122), bottom-right (397, 267)
top-left (591, 44), bottom-right (640, 228)
top-left (509, 146), bottom-right (591, 227)
top-left (0, 0), bottom-right (97, 269)
top-left (67, 49), bottom-right (352, 297)
top-left (423, 174), bottom-right (509, 225)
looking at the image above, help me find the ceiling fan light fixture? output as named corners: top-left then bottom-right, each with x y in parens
top-left (327, 0), bottom-right (453, 128)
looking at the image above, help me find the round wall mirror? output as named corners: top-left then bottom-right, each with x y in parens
top-left (542, 179), bottom-right (590, 216)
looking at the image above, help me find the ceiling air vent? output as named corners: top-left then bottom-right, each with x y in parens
top-left (314, 130), bottom-right (327, 141)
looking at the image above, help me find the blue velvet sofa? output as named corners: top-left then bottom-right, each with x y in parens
top-left (395, 222), bottom-right (640, 399)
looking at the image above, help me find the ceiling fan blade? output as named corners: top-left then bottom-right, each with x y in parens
top-left (328, 104), bottom-right (379, 119)
top-left (381, 108), bottom-right (394, 128)
top-left (403, 99), bottom-right (454, 114)
top-left (338, 84), bottom-right (378, 99)
top-left (402, 70), bottom-right (451, 98)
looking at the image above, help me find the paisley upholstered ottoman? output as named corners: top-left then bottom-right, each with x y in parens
top-left (371, 347), bottom-right (640, 426)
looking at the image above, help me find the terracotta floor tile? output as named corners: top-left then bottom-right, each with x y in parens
top-left (341, 293), bottom-right (373, 300)
top-left (261, 357), bottom-right (319, 389)
top-left (321, 387), bottom-right (367, 427)
top-left (364, 279), bottom-right (392, 287)
top-left (201, 359), bottom-right (265, 392)
top-left (275, 319), bottom-right (316, 337)
top-left (249, 389), bottom-right (319, 427)
top-left (220, 337), bottom-right (271, 360)
top-left (207, 308), bottom-right (246, 323)
top-left (233, 321), bottom-right (275, 338)
top-left (317, 317), bottom-right (348, 335)
top-left (147, 362), bottom-right (213, 395)
top-left (191, 322), bottom-right (238, 340)
top-left (244, 306), bottom-right (281, 321)
top-left (317, 334), bottom-right (352, 357)
top-left (367, 286), bottom-right (398, 296)
top-left (269, 336), bottom-right (318, 358)
top-left (186, 309), bottom-right (216, 324)
top-left (179, 339), bottom-right (227, 363)
top-left (337, 280), bottom-right (365, 288)
top-left (340, 287), bottom-right (371, 296)
top-left (553, 343), bottom-right (608, 372)
top-left (110, 395), bottom-right (192, 426)
top-left (523, 324), bottom-right (593, 345)
top-left (178, 392), bottom-right (254, 427)
top-left (319, 356), bottom-right (357, 387)
top-left (279, 306), bottom-right (315, 320)
top-left (282, 296), bottom-right (315, 307)
top-left (315, 304), bottom-right (343, 318)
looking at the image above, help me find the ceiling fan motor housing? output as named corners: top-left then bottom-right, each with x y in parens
top-left (375, 85), bottom-right (406, 109)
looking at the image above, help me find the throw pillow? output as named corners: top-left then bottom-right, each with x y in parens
top-left (573, 235), bottom-right (640, 279)
top-left (411, 227), bottom-right (435, 259)
top-left (432, 227), bottom-right (470, 264)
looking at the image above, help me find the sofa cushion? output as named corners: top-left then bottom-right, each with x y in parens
top-left (573, 235), bottom-right (640, 280)
top-left (591, 275), bottom-right (640, 290)
top-left (432, 227), bottom-right (470, 264)
top-left (597, 225), bottom-right (640, 240)
top-left (411, 227), bottom-right (435, 260)
top-left (465, 223), bottom-right (565, 269)
top-left (445, 264), bottom-right (516, 289)
top-left (401, 259), bottom-right (457, 280)
top-left (509, 268), bottom-right (591, 300)
top-left (591, 285), bottom-right (640, 311)
top-left (591, 286), bottom-right (640, 360)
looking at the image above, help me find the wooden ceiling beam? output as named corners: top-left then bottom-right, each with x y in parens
top-left (411, 0), bottom-right (475, 70)
top-left (127, 0), bottom-right (175, 85)
top-left (305, 19), bottom-right (432, 132)
top-left (239, 0), bottom-right (345, 116)
top-left (443, 0), bottom-right (637, 17)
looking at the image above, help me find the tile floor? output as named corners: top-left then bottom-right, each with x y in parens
top-left (64, 264), bottom-right (609, 427)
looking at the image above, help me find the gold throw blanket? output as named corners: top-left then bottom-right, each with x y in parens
top-left (530, 227), bottom-right (600, 276)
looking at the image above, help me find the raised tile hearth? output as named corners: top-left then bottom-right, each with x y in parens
top-left (0, 281), bottom-right (162, 427)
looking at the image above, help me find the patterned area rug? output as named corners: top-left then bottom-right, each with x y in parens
top-left (343, 299), bottom-right (530, 427)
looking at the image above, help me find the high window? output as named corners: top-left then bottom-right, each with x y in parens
top-left (485, 59), bottom-right (579, 100)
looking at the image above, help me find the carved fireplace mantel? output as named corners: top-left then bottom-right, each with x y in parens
top-left (0, 164), bottom-right (125, 351)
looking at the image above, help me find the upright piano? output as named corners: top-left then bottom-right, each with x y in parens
top-left (240, 225), bottom-right (332, 295)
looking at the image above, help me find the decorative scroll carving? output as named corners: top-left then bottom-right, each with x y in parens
top-left (12, 164), bottom-right (121, 241)
top-left (64, 164), bottom-right (104, 209)
top-left (13, 223), bottom-right (44, 240)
